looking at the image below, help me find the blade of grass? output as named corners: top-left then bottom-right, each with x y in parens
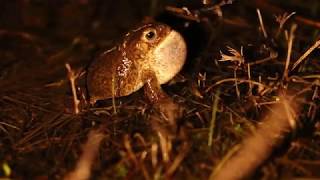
top-left (112, 72), bottom-right (117, 114)
top-left (208, 88), bottom-right (220, 147)
top-left (209, 144), bottom-right (241, 179)
top-left (283, 24), bottom-right (297, 81)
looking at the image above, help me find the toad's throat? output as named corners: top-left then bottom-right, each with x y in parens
top-left (152, 30), bottom-right (187, 84)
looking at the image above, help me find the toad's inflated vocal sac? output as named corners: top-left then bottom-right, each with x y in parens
top-left (87, 23), bottom-right (187, 104)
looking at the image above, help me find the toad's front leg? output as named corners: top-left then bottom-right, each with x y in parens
top-left (143, 72), bottom-right (184, 128)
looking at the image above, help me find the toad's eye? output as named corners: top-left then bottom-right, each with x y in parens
top-left (143, 28), bottom-right (157, 42)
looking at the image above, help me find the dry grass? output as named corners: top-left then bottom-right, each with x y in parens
top-left (0, 0), bottom-right (320, 179)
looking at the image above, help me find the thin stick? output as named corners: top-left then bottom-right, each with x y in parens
top-left (151, 143), bottom-right (158, 167)
top-left (283, 24), bottom-right (297, 81)
top-left (257, 9), bottom-right (268, 39)
top-left (291, 39), bottom-right (320, 71)
top-left (158, 132), bottom-right (171, 163)
top-left (165, 143), bottom-right (190, 177)
top-left (247, 64), bottom-right (253, 96)
top-left (254, 0), bottom-right (320, 29)
top-left (234, 69), bottom-right (240, 98)
top-left (124, 135), bottom-right (151, 180)
top-left (275, 12), bottom-right (296, 38)
top-left (210, 95), bottom-right (299, 180)
top-left (65, 63), bottom-right (80, 114)
top-left (209, 145), bottom-right (241, 179)
top-left (205, 78), bottom-right (270, 93)
top-left (111, 72), bottom-right (117, 114)
top-left (64, 130), bottom-right (105, 180)
top-left (248, 50), bottom-right (278, 66)
top-left (208, 89), bottom-right (220, 147)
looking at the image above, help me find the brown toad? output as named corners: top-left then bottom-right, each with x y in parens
top-left (87, 23), bottom-right (187, 104)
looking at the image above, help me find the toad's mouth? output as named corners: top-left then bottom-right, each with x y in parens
top-left (152, 29), bottom-right (187, 84)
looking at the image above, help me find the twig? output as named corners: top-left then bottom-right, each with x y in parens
top-left (275, 12), bottom-right (296, 37)
top-left (291, 39), bottom-right (320, 71)
top-left (165, 143), bottom-right (190, 177)
top-left (165, 0), bottom-right (233, 22)
top-left (165, 6), bottom-right (200, 22)
top-left (248, 50), bottom-right (278, 66)
top-left (205, 78), bottom-right (271, 93)
top-left (210, 144), bottom-right (241, 179)
top-left (254, 0), bottom-right (320, 29)
top-left (151, 143), bottom-right (158, 167)
top-left (0, 121), bottom-right (20, 130)
top-left (64, 130), bottom-right (105, 180)
top-left (283, 24), bottom-right (297, 81)
top-left (208, 89), bottom-right (220, 147)
top-left (256, 9), bottom-right (268, 38)
top-left (308, 86), bottom-right (318, 120)
top-left (210, 94), bottom-right (300, 180)
top-left (247, 64), bottom-right (253, 96)
top-left (158, 131), bottom-right (171, 163)
top-left (111, 72), bottom-right (117, 114)
top-left (124, 135), bottom-right (151, 180)
top-left (65, 63), bottom-right (80, 114)
top-left (234, 68), bottom-right (240, 98)
top-left (2, 95), bottom-right (55, 113)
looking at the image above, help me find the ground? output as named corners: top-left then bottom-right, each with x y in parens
top-left (0, 0), bottom-right (319, 179)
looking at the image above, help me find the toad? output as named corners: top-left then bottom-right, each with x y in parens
top-left (87, 23), bottom-right (187, 104)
